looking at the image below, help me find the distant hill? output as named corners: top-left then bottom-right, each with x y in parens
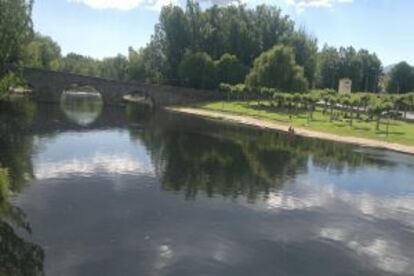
top-left (384, 64), bottom-right (396, 74)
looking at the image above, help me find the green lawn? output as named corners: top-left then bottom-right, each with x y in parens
top-left (196, 101), bottom-right (414, 146)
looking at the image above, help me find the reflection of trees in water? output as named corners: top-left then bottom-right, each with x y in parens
top-left (0, 217), bottom-right (44, 276)
top-left (0, 101), bottom-right (45, 275)
top-left (128, 111), bottom-right (305, 202)
top-left (0, 101), bottom-right (37, 192)
top-left (127, 109), bottom-right (398, 201)
top-left (0, 180), bottom-right (44, 276)
top-left (60, 92), bottom-right (103, 126)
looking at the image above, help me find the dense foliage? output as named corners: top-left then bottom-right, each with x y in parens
top-left (179, 51), bottom-right (217, 89)
top-left (245, 45), bottom-right (308, 92)
top-left (23, 33), bottom-right (61, 71)
top-left (2, 0), bottom-right (414, 95)
top-left (216, 54), bottom-right (248, 85)
top-left (387, 62), bottom-right (414, 93)
top-left (317, 45), bottom-right (382, 92)
top-left (0, 73), bottom-right (25, 99)
top-left (0, 0), bottom-right (33, 74)
top-left (144, 2), bottom-right (316, 89)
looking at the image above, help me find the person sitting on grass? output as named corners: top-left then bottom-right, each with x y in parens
top-left (288, 125), bottom-right (295, 136)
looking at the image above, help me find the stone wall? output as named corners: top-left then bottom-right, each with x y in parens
top-left (22, 67), bottom-right (220, 107)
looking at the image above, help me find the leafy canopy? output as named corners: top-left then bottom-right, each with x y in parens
top-left (179, 51), bottom-right (217, 89)
top-left (245, 45), bottom-right (308, 92)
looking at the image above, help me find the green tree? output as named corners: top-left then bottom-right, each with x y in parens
top-left (402, 93), bottom-right (414, 117)
top-left (367, 98), bottom-right (393, 130)
top-left (23, 33), bottom-right (61, 70)
top-left (159, 5), bottom-right (190, 82)
top-left (127, 47), bottom-right (147, 82)
top-left (201, 5), bottom-right (226, 60)
top-left (303, 91), bottom-right (320, 123)
top-left (179, 51), bottom-right (217, 89)
top-left (245, 45), bottom-right (308, 92)
top-left (288, 30), bottom-right (318, 88)
top-left (253, 5), bottom-right (294, 53)
top-left (328, 94), bottom-right (338, 121)
top-left (100, 54), bottom-right (128, 81)
top-left (348, 94), bottom-right (361, 126)
top-left (0, 0), bottom-right (34, 74)
top-left (220, 5), bottom-right (257, 65)
top-left (128, 26), bottom-right (169, 84)
top-left (317, 45), bottom-right (340, 89)
top-left (387, 62), bottom-right (414, 93)
top-left (317, 45), bottom-right (382, 92)
top-left (186, 0), bottom-right (202, 51)
top-left (357, 49), bottom-right (382, 92)
top-left (216, 54), bottom-right (248, 85)
top-left (0, 73), bottom-right (25, 99)
top-left (60, 53), bottom-right (101, 76)
top-left (148, 3), bottom-right (296, 85)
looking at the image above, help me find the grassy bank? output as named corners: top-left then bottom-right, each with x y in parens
top-left (196, 101), bottom-right (414, 146)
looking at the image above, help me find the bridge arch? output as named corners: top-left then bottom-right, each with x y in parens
top-left (60, 85), bottom-right (104, 126)
top-left (61, 84), bottom-right (103, 99)
top-left (122, 90), bottom-right (155, 108)
top-left (21, 67), bottom-right (219, 106)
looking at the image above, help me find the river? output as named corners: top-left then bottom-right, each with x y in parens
top-left (0, 97), bottom-right (413, 276)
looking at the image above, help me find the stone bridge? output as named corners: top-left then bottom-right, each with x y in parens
top-left (21, 67), bottom-right (219, 107)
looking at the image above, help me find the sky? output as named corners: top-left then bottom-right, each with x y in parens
top-left (32, 0), bottom-right (414, 66)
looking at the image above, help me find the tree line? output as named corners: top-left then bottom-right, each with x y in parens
top-left (219, 84), bottom-right (414, 131)
top-left (1, 0), bottom-right (414, 96)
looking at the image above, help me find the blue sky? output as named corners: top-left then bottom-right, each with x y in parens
top-left (32, 0), bottom-right (414, 65)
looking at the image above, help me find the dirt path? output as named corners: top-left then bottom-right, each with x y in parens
top-left (168, 107), bottom-right (414, 155)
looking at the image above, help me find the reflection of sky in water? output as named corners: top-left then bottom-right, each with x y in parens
top-left (248, 159), bottom-right (414, 274)
top-left (63, 108), bottom-right (101, 126)
top-left (33, 131), bottom-right (154, 179)
top-left (61, 92), bottom-right (103, 126)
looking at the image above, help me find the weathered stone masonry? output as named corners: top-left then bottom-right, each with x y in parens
top-left (22, 67), bottom-right (219, 107)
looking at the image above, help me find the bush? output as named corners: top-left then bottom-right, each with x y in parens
top-left (0, 72), bottom-right (25, 99)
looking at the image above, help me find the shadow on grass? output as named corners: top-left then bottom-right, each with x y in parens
top-left (375, 130), bottom-right (406, 136)
top-left (352, 126), bottom-right (371, 131)
top-left (249, 104), bottom-right (308, 117)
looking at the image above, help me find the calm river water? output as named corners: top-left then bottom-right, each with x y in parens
top-left (0, 97), bottom-right (414, 276)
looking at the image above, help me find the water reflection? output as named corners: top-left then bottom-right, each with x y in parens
top-left (129, 108), bottom-right (414, 275)
top-left (61, 90), bottom-right (103, 126)
top-left (0, 196), bottom-right (44, 276)
top-left (0, 102), bottom-right (44, 275)
top-left (0, 100), bottom-right (413, 275)
top-left (33, 131), bottom-right (154, 180)
top-left (0, 100), bottom-right (37, 192)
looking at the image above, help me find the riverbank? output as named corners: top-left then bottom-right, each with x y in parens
top-left (168, 106), bottom-right (414, 155)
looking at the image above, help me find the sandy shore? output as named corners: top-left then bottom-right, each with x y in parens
top-left (168, 107), bottom-right (414, 155)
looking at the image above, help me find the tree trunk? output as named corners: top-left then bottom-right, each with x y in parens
top-left (376, 115), bottom-right (381, 131)
top-left (386, 118), bottom-right (390, 136)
